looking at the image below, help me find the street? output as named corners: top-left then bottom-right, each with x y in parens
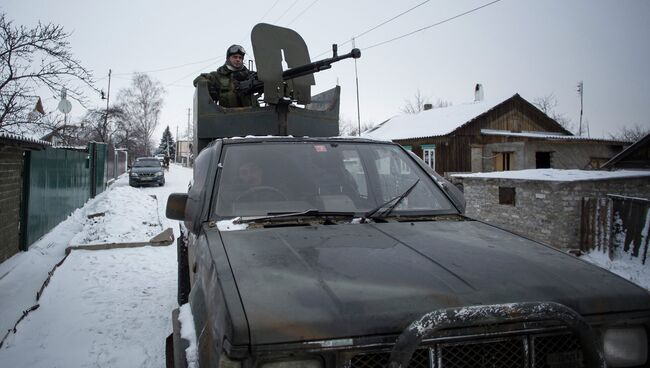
top-left (0, 164), bottom-right (192, 367)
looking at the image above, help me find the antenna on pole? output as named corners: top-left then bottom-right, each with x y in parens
top-left (352, 37), bottom-right (361, 136)
top-left (577, 81), bottom-right (583, 136)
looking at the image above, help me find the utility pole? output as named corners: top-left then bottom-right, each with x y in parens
top-left (352, 38), bottom-right (361, 136)
top-left (101, 69), bottom-right (114, 177)
top-left (176, 125), bottom-right (179, 163)
top-left (103, 69), bottom-right (112, 135)
top-left (187, 108), bottom-right (191, 141)
top-left (577, 81), bottom-right (583, 136)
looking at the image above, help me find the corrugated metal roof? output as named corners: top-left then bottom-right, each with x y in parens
top-left (480, 129), bottom-right (624, 143)
top-left (0, 131), bottom-right (51, 146)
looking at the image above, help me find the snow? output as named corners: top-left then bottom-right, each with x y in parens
top-left (178, 304), bottom-right (198, 368)
top-left (362, 96), bottom-right (513, 140)
top-left (480, 129), bottom-right (615, 141)
top-left (0, 164), bottom-right (193, 367)
top-left (453, 168), bottom-right (650, 182)
top-left (0, 159), bottom-right (648, 366)
top-left (581, 249), bottom-right (650, 291)
top-left (217, 218), bottom-right (248, 231)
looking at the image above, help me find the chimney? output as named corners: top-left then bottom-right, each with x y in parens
top-left (474, 83), bottom-right (484, 102)
top-left (423, 103), bottom-right (433, 111)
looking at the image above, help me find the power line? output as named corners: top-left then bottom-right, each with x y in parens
top-left (363, 0), bottom-right (503, 51)
top-left (164, 58), bottom-right (222, 87)
top-left (273, 0), bottom-right (299, 24)
top-left (313, 0), bottom-right (431, 58)
top-left (111, 56), bottom-right (221, 76)
top-left (287, 0), bottom-right (320, 26)
top-left (259, 0), bottom-right (281, 22)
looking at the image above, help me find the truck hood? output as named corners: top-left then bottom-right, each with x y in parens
top-left (219, 220), bottom-right (650, 345)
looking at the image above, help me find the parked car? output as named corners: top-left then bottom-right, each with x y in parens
top-left (155, 153), bottom-right (166, 162)
top-left (165, 136), bottom-right (650, 368)
top-left (129, 158), bottom-right (165, 187)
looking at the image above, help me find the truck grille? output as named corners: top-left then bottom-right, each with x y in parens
top-left (349, 332), bottom-right (583, 368)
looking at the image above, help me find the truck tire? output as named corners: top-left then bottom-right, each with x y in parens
top-left (166, 308), bottom-right (189, 368)
top-left (177, 233), bottom-right (190, 305)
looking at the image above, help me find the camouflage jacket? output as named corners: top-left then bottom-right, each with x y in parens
top-left (193, 65), bottom-right (258, 108)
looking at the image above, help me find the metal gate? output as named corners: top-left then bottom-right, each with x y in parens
top-left (580, 195), bottom-right (650, 264)
top-left (20, 142), bottom-right (108, 249)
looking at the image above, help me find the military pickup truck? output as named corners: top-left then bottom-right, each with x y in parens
top-left (164, 24), bottom-right (650, 368)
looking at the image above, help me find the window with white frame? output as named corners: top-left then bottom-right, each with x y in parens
top-left (422, 144), bottom-right (436, 170)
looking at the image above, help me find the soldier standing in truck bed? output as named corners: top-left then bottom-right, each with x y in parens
top-left (193, 44), bottom-right (259, 108)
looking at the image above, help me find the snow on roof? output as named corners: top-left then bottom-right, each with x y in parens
top-left (363, 95), bottom-right (514, 140)
top-left (480, 129), bottom-right (618, 142)
top-left (0, 131), bottom-right (51, 146)
top-left (453, 169), bottom-right (650, 182)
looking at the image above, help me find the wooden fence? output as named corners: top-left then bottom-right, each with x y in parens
top-left (580, 195), bottom-right (650, 264)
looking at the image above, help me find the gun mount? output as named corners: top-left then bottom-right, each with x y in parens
top-left (192, 23), bottom-right (360, 155)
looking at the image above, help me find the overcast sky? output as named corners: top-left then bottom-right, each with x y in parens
top-left (3, 0), bottom-right (649, 140)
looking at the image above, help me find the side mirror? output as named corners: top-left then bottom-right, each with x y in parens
top-left (166, 193), bottom-right (188, 220)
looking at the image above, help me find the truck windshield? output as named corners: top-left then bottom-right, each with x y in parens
top-left (214, 142), bottom-right (456, 217)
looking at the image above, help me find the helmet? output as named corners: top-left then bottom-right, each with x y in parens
top-left (227, 44), bottom-right (246, 58)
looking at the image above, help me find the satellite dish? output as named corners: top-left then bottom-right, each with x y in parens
top-left (58, 99), bottom-right (72, 114)
top-left (57, 87), bottom-right (72, 114)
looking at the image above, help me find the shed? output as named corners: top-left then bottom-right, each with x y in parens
top-left (453, 169), bottom-right (650, 250)
top-left (603, 132), bottom-right (650, 170)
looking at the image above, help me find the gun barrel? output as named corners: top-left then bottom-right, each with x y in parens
top-left (282, 48), bottom-right (361, 81)
top-left (236, 48), bottom-right (361, 97)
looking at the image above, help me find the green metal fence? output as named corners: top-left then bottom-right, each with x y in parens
top-left (90, 142), bottom-right (107, 197)
top-left (21, 142), bottom-right (108, 249)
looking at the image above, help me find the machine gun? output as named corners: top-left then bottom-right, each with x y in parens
top-left (193, 24), bottom-right (361, 152)
top-left (236, 45), bottom-right (361, 98)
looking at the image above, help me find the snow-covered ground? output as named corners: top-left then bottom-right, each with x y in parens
top-left (0, 164), bottom-right (192, 367)
top-left (581, 248), bottom-right (650, 291)
top-left (0, 162), bottom-right (647, 367)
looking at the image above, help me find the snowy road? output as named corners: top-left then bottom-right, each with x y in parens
top-left (0, 164), bottom-right (193, 367)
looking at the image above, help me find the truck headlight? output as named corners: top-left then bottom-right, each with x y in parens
top-left (259, 359), bottom-right (323, 368)
top-left (130, 173), bottom-right (139, 177)
top-left (155, 172), bottom-right (163, 176)
top-left (603, 326), bottom-right (647, 367)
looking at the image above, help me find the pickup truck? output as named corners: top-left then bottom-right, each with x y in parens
top-left (165, 135), bottom-right (650, 368)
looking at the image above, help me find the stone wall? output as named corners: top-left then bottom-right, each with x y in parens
top-left (0, 146), bottom-right (24, 262)
top-left (476, 141), bottom-right (621, 172)
top-left (462, 176), bottom-right (650, 249)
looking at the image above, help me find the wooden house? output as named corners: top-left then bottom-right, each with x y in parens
top-left (603, 132), bottom-right (650, 170)
top-left (364, 93), bottom-right (626, 176)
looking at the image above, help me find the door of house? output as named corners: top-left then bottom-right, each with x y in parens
top-left (495, 152), bottom-right (513, 171)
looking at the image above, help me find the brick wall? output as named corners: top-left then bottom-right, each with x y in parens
top-left (0, 146), bottom-right (24, 262)
top-left (462, 176), bottom-right (650, 250)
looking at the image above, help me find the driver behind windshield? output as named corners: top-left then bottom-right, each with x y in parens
top-left (238, 162), bottom-right (263, 188)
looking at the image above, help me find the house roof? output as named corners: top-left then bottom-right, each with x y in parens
top-left (0, 131), bottom-right (51, 148)
top-left (602, 132), bottom-right (650, 169)
top-left (480, 129), bottom-right (625, 143)
top-left (364, 95), bottom-right (514, 140)
top-left (452, 168), bottom-right (650, 182)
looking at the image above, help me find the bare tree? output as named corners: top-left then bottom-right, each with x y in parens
top-left (339, 118), bottom-right (376, 136)
top-left (78, 106), bottom-right (125, 143)
top-left (401, 89), bottom-right (451, 114)
top-left (400, 89), bottom-right (429, 114)
top-left (609, 123), bottom-right (650, 143)
top-left (116, 73), bottom-right (165, 156)
top-left (0, 13), bottom-right (95, 133)
top-left (532, 93), bottom-right (574, 133)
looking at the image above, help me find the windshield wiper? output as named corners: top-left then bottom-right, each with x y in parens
top-left (234, 209), bottom-right (357, 224)
top-left (363, 179), bottom-right (420, 221)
